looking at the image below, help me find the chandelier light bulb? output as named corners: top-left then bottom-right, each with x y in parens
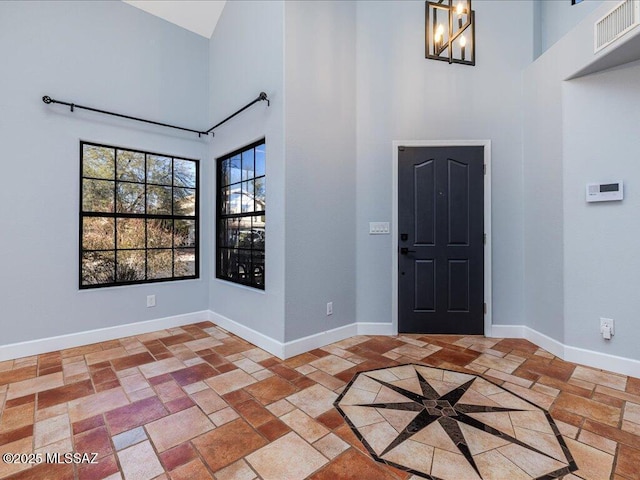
top-left (425, 0), bottom-right (475, 65)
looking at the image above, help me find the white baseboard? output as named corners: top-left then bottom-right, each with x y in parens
top-left (0, 310), bottom-right (383, 363)
top-left (283, 324), bottom-right (358, 358)
top-left (524, 326), bottom-right (566, 359)
top-left (208, 313), bottom-right (364, 359)
top-left (490, 325), bottom-right (564, 358)
top-left (208, 311), bottom-right (285, 359)
top-left (489, 325), bottom-right (525, 339)
top-left (564, 345), bottom-right (640, 378)
top-left (2, 312), bottom-right (637, 378)
top-left (211, 317), bottom-right (394, 359)
top-left (489, 324), bottom-right (640, 378)
top-left (0, 310), bottom-right (211, 362)
top-left (357, 322), bottom-right (395, 336)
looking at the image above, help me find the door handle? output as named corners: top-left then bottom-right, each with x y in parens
top-left (400, 247), bottom-right (416, 255)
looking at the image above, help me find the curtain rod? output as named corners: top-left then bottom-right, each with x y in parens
top-left (41, 92), bottom-right (270, 138)
top-left (206, 92), bottom-right (269, 134)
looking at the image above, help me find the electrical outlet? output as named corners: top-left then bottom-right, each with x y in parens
top-left (147, 295), bottom-right (156, 308)
top-left (600, 317), bottom-right (614, 339)
top-left (326, 302), bottom-right (333, 316)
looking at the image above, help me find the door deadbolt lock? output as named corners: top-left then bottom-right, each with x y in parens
top-left (400, 233), bottom-right (408, 241)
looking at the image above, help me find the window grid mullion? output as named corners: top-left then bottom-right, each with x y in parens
top-left (219, 211), bottom-right (266, 221)
top-left (82, 175), bottom-right (173, 189)
top-left (171, 157), bottom-right (175, 279)
top-left (80, 141), bottom-right (199, 289)
top-left (216, 140), bottom-right (265, 290)
top-left (144, 153), bottom-right (149, 281)
top-left (82, 212), bottom-right (196, 220)
top-left (114, 148), bottom-right (119, 282)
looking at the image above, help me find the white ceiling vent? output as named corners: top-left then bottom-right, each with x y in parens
top-left (594, 0), bottom-right (640, 53)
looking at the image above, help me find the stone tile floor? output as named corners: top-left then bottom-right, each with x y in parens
top-left (337, 361), bottom-right (588, 479)
top-left (0, 321), bottom-right (638, 480)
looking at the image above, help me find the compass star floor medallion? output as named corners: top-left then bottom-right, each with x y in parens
top-left (334, 364), bottom-right (577, 480)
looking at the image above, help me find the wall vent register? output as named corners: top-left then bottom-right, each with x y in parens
top-left (594, 0), bottom-right (639, 53)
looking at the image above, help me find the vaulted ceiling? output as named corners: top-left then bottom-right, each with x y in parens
top-left (123, 0), bottom-right (226, 39)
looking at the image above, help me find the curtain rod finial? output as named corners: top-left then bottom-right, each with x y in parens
top-left (42, 96), bottom-right (52, 104)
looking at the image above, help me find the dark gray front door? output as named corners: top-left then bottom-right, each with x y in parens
top-left (398, 146), bottom-right (484, 334)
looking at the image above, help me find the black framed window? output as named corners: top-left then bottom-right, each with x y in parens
top-left (80, 142), bottom-right (199, 288)
top-left (216, 139), bottom-right (265, 289)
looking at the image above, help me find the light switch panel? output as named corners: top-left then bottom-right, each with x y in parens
top-left (369, 222), bottom-right (390, 235)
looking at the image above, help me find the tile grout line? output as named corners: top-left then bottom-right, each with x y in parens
top-left (2, 326), bottom-right (640, 480)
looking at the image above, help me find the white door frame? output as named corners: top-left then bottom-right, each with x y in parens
top-left (391, 140), bottom-right (493, 337)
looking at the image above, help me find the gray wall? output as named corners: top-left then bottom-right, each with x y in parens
top-left (522, 51), bottom-right (566, 342)
top-left (0, 1), bottom-right (210, 345)
top-left (283, 1), bottom-right (357, 341)
top-left (3, 0), bottom-right (638, 366)
top-left (208, 0), bottom-right (286, 342)
top-left (563, 61), bottom-right (640, 360)
top-left (523, 1), bottom-right (640, 359)
top-left (536, 0), bottom-right (604, 57)
top-left (523, 2), bottom-right (602, 342)
top-left (355, 0), bottom-right (534, 327)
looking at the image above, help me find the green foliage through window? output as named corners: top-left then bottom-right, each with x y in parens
top-left (80, 142), bottom-right (199, 288)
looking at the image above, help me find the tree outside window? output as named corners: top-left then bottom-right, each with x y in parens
top-left (80, 142), bottom-right (199, 288)
top-left (216, 139), bottom-right (265, 289)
